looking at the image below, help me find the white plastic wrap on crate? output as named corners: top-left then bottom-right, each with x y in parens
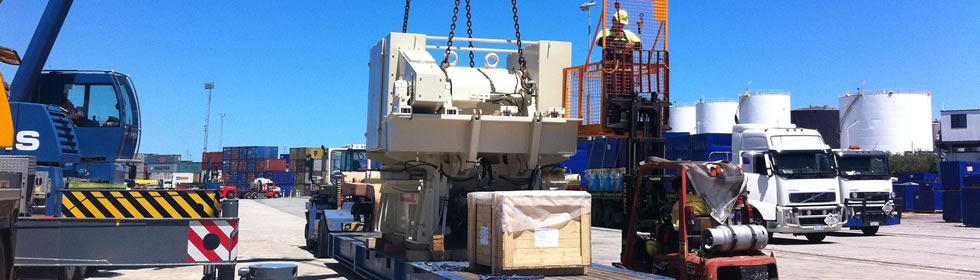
top-left (736, 91), bottom-right (791, 126)
top-left (468, 191), bottom-right (591, 232)
top-left (696, 100), bottom-right (738, 134)
top-left (668, 105), bottom-right (696, 133)
top-left (839, 90), bottom-right (933, 153)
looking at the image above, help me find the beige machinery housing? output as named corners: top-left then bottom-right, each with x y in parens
top-left (365, 32), bottom-right (579, 254)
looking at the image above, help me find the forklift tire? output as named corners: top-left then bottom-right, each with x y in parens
top-left (861, 226), bottom-right (879, 236)
top-left (314, 219), bottom-right (330, 258)
top-left (225, 192), bottom-right (235, 200)
top-left (804, 233), bottom-right (827, 243)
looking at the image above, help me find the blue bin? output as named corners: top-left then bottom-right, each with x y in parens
top-left (942, 190), bottom-right (962, 222)
top-left (893, 182), bottom-right (920, 211)
top-left (940, 161), bottom-right (980, 189)
top-left (897, 173), bottom-right (937, 184)
top-left (914, 189), bottom-right (944, 212)
top-left (963, 188), bottom-right (980, 227)
top-left (666, 135), bottom-right (692, 161)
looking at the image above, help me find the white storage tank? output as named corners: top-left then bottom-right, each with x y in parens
top-left (839, 89), bottom-right (933, 153)
top-left (668, 104), bottom-right (697, 133)
top-left (696, 100), bottom-right (738, 134)
top-left (736, 90), bottom-right (791, 126)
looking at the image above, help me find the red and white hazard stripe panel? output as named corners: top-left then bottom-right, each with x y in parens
top-left (187, 220), bottom-right (239, 262)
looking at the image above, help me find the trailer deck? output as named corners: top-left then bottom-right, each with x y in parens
top-left (325, 232), bottom-right (672, 280)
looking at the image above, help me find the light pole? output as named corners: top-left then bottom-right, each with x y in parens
top-left (580, 1), bottom-right (597, 44)
top-left (203, 82), bottom-right (214, 155)
top-left (218, 113), bottom-right (226, 149)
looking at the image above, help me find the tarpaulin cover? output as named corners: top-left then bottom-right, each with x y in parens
top-left (468, 191), bottom-right (591, 233)
top-left (684, 161), bottom-right (747, 223)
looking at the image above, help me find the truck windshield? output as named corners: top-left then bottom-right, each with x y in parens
top-left (771, 151), bottom-right (837, 179)
top-left (837, 156), bottom-right (890, 180)
top-left (331, 150), bottom-right (367, 172)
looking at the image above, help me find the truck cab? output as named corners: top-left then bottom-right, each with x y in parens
top-left (833, 149), bottom-right (899, 235)
top-left (733, 124), bottom-right (844, 242)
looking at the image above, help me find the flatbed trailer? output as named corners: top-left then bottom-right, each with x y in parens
top-left (320, 232), bottom-right (673, 280)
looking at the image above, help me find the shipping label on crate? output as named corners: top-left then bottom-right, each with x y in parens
top-left (534, 228), bottom-right (559, 248)
top-left (480, 226), bottom-right (489, 245)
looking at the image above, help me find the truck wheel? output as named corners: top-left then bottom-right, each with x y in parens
top-left (804, 233), bottom-right (827, 243)
top-left (274, 192), bottom-right (282, 198)
top-left (305, 221), bottom-right (312, 249)
top-left (861, 226), bottom-right (879, 236)
top-left (225, 192), bottom-right (235, 199)
top-left (314, 220), bottom-right (330, 258)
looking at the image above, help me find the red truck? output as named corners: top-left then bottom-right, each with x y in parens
top-left (220, 178), bottom-right (282, 199)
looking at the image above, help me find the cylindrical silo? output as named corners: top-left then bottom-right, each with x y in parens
top-left (839, 89), bottom-right (933, 153)
top-left (696, 100), bottom-right (738, 134)
top-left (792, 106), bottom-right (841, 149)
top-left (669, 105), bottom-right (697, 133)
top-left (736, 90), bottom-right (791, 126)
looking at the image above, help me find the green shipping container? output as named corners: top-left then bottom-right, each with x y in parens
top-left (177, 162), bottom-right (203, 173)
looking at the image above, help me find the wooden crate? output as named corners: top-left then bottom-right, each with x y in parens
top-left (467, 191), bottom-right (592, 276)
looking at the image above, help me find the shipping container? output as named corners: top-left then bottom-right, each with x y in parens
top-left (253, 146), bottom-right (278, 159)
top-left (223, 147), bottom-right (232, 161)
top-left (280, 154), bottom-right (290, 161)
top-left (149, 172), bottom-right (173, 181)
top-left (278, 184), bottom-right (294, 197)
top-left (246, 172), bottom-right (256, 183)
top-left (897, 173), bottom-right (938, 184)
top-left (295, 171), bottom-right (308, 184)
top-left (665, 134), bottom-right (692, 161)
top-left (173, 173), bottom-right (196, 184)
top-left (221, 173), bottom-right (230, 184)
top-left (231, 147), bottom-right (241, 160)
top-left (144, 154), bottom-right (181, 164)
top-left (177, 162), bottom-right (202, 173)
top-left (256, 159), bottom-right (287, 171)
top-left (691, 133), bottom-right (732, 161)
top-left (247, 159), bottom-right (257, 171)
top-left (273, 172), bottom-right (296, 184)
top-left (202, 152), bottom-right (223, 166)
top-left (245, 147), bottom-right (257, 159)
top-left (230, 160), bottom-right (240, 171)
top-left (222, 160), bottom-right (231, 171)
top-left (290, 147), bottom-right (323, 160)
top-left (147, 163), bottom-right (177, 172)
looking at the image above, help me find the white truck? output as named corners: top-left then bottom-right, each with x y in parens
top-left (833, 149), bottom-right (900, 235)
top-left (732, 124), bottom-right (844, 242)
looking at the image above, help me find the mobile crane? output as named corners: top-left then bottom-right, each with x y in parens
top-left (2, 1), bottom-right (239, 279)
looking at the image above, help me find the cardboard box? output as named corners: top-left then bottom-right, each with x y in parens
top-left (467, 191), bottom-right (591, 276)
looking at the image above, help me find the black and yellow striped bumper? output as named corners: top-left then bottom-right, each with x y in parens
top-left (60, 190), bottom-right (222, 218)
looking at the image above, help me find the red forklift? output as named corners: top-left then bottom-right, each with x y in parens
top-left (562, 1), bottom-right (778, 278)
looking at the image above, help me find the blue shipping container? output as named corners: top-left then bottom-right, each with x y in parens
top-left (274, 172), bottom-right (296, 184)
top-left (940, 161), bottom-right (980, 189)
top-left (247, 159), bottom-right (256, 171)
top-left (223, 147), bottom-right (232, 161)
top-left (222, 160), bottom-right (231, 171)
top-left (943, 190), bottom-right (962, 222)
top-left (278, 184), bottom-right (294, 197)
top-left (254, 147), bottom-right (279, 159)
top-left (963, 188), bottom-right (980, 227)
top-left (587, 138), bottom-right (621, 169)
top-left (559, 144), bottom-right (589, 174)
top-left (280, 154), bottom-right (290, 161)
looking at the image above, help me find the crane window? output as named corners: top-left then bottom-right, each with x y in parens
top-left (63, 84), bottom-right (120, 127)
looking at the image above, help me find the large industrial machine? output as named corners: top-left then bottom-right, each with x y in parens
top-left (1, 1), bottom-right (239, 279)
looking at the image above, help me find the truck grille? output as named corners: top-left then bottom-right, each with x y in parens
top-left (853, 192), bottom-right (890, 200)
top-left (789, 192), bottom-right (836, 203)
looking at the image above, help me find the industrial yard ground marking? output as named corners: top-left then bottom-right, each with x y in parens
top-left (187, 219), bottom-right (239, 262)
top-left (60, 190), bottom-right (222, 218)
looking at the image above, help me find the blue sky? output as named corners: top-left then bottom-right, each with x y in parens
top-left (1, 1), bottom-right (977, 160)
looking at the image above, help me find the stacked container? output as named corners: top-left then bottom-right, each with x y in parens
top-left (939, 161), bottom-right (980, 222)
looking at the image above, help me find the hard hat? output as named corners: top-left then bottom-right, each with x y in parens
top-left (613, 9), bottom-right (628, 25)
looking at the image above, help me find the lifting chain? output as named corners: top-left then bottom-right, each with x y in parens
top-left (465, 0), bottom-right (475, 67)
top-left (511, 0), bottom-right (530, 90)
top-left (401, 0), bottom-right (411, 33)
top-left (441, 0), bottom-right (461, 68)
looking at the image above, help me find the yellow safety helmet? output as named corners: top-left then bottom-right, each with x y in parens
top-left (613, 9), bottom-right (629, 25)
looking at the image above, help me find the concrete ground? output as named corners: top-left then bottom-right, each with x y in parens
top-left (94, 197), bottom-right (980, 279)
top-left (88, 198), bottom-right (356, 280)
